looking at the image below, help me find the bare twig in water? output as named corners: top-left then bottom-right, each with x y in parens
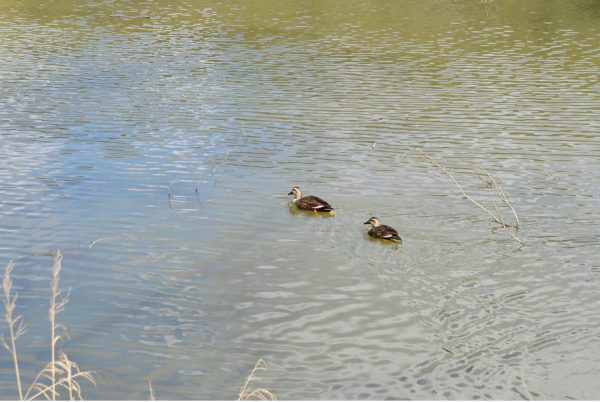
top-left (416, 149), bottom-right (501, 223)
top-left (415, 149), bottom-right (523, 244)
top-left (90, 235), bottom-right (134, 249)
top-left (89, 237), bottom-right (111, 248)
top-left (478, 166), bottom-right (520, 229)
top-left (238, 359), bottom-right (276, 400)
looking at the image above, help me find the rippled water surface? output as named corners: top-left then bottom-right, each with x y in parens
top-left (1, 0), bottom-right (600, 399)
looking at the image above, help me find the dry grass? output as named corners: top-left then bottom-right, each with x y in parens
top-left (2, 251), bottom-right (95, 400)
top-left (238, 359), bottom-right (277, 401)
top-left (3, 253), bottom-right (278, 400)
top-left (147, 377), bottom-right (156, 401)
top-left (2, 260), bottom-right (27, 400)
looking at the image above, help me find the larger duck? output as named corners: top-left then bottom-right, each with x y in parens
top-left (288, 186), bottom-right (334, 215)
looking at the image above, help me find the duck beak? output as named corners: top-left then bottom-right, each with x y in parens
top-left (288, 191), bottom-right (293, 195)
top-left (363, 221), bottom-right (370, 225)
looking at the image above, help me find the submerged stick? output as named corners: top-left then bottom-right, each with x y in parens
top-left (478, 166), bottom-right (520, 229)
top-left (416, 149), bottom-right (502, 224)
top-left (415, 149), bottom-right (523, 244)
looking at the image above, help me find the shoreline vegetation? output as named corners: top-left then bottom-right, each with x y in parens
top-left (2, 250), bottom-right (95, 401)
top-left (2, 252), bottom-right (276, 400)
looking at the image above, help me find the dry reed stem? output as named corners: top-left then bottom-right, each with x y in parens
top-left (238, 359), bottom-right (276, 401)
top-left (2, 260), bottom-right (26, 400)
top-left (49, 250), bottom-right (65, 401)
top-left (3, 253), bottom-right (93, 401)
top-left (25, 356), bottom-right (95, 402)
top-left (415, 149), bottom-right (523, 244)
top-left (148, 378), bottom-right (156, 401)
top-left (64, 353), bottom-right (74, 401)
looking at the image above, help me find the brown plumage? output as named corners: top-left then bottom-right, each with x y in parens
top-left (364, 217), bottom-right (402, 242)
top-left (288, 186), bottom-right (334, 212)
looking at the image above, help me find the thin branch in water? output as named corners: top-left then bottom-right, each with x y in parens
top-left (492, 201), bottom-right (523, 244)
top-left (415, 149), bottom-right (502, 224)
top-left (415, 148), bottom-right (523, 244)
top-left (89, 237), bottom-right (111, 248)
top-left (491, 200), bottom-right (505, 227)
top-left (478, 166), bottom-right (520, 229)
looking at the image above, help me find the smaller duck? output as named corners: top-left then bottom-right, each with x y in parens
top-left (364, 217), bottom-right (402, 242)
top-left (288, 186), bottom-right (334, 215)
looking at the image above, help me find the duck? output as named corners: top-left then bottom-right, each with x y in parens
top-left (288, 186), bottom-right (334, 215)
top-left (363, 217), bottom-right (402, 242)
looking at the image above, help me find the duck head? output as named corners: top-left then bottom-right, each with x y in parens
top-left (288, 186), bottom-right (302, 200)
top-left (363, 217), bottom-right (381, 227)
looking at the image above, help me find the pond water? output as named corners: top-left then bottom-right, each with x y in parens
top-left (1, 0), bottom-right (600, 399)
